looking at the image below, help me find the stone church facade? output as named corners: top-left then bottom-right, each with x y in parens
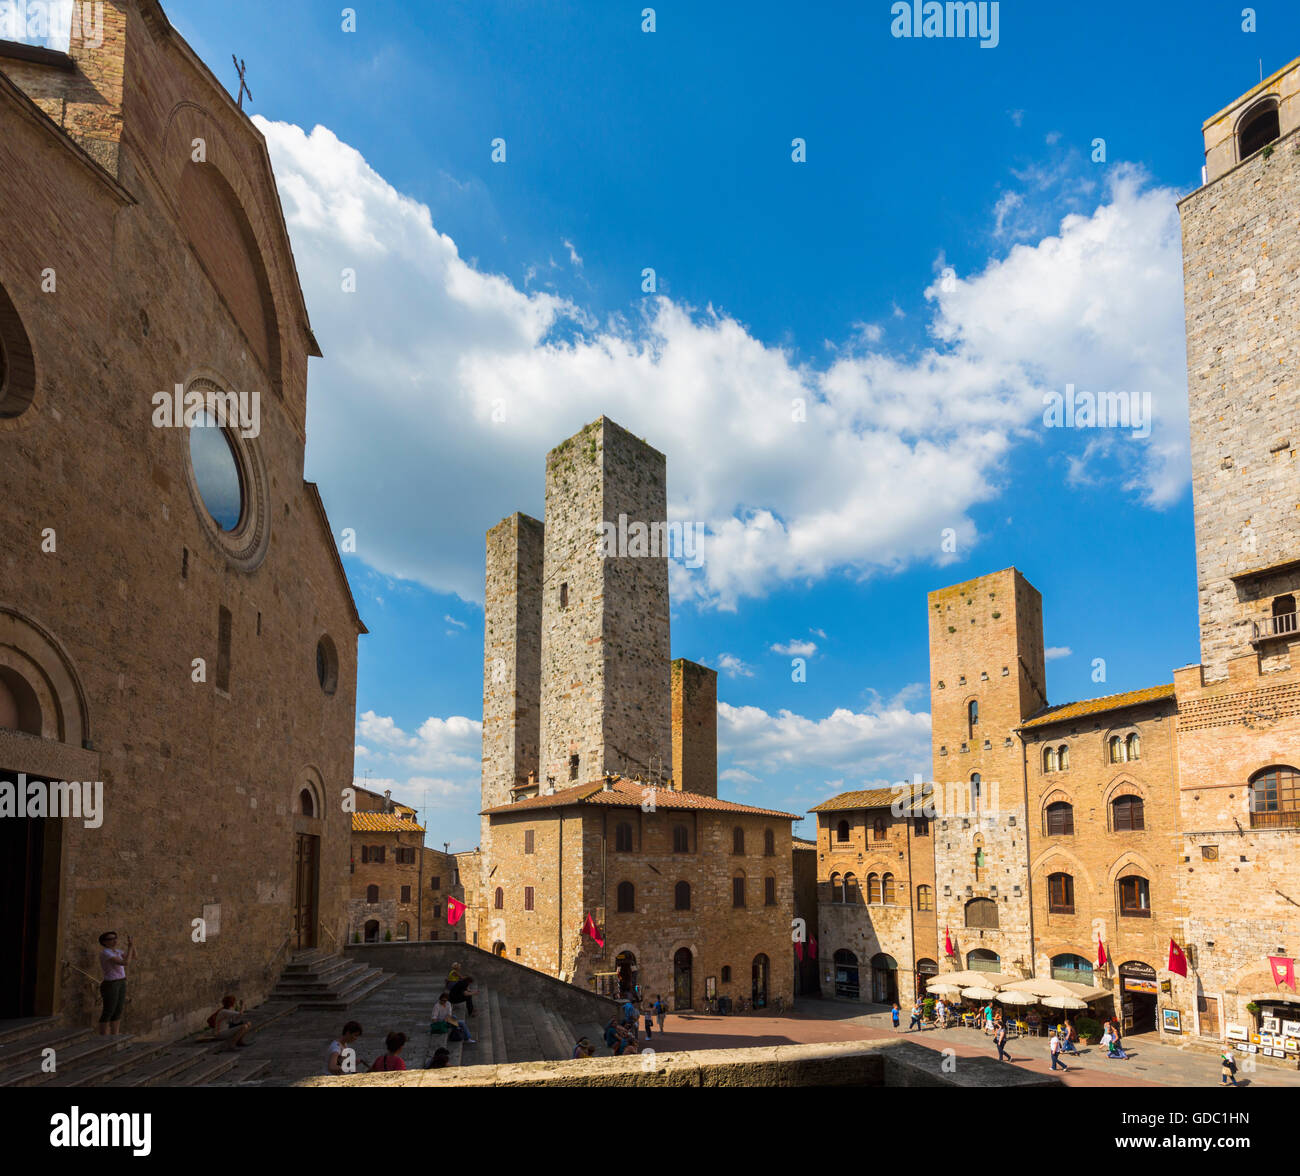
top-left (0, 2), bottom-right (363, 1037)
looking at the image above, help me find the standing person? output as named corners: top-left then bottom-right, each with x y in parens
top-left (935, 998), bottom-right (946, 1028)
top-left (984, 1002), bottom-right (995, 1035)
top-left (621, 994), bottom-right (640, 1041)
top-left (1049, 1030), bottom-right (1069, 1072)
top-left (370, 1031), bottom-right (409, 1072)
top-left (326, 1022), bottom-right (365, 1075)
top-left (1059, 1021), bottom-right (1080, 1055)
top-left (447, 969), bottom-right (476, 1019)
top-left (96, 931), bottom-right (136, 1036)
top-left (643, 999), bottom-right (654, 1040)
top-left (1220, 1050), bottom-right (1239, 1087)
top-left (891, 1003), bottom-right (901, 1031)
top-left (653, 994), bottom-right (667, 1035)
top-left (908, 1001), bottom-right (923, 1031)
top-left (994, 1017), bottom-right (1012, 1062)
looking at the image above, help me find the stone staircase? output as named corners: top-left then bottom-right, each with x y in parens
top-left (266, 948), bottom-right (393, 1010)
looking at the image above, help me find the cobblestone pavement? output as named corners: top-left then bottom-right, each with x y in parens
top-left (646, 998), bottom-right (1300, 1089)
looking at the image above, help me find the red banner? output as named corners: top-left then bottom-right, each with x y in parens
top-left (1167, 938), bottom-right (1188, 977)
top-left (446, 896), bottom-right (465, 926)
top-left (1270, 956), bottom-right (1297, 992)
top-left (581, 912), bottom-right (604, 948)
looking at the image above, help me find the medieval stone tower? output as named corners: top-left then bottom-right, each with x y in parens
top-left (538, 417), bottom-right (672, 786)
top-left (1181, 58), bottom-right (1300, 680)
top-left (928, 568), bottom-right (1046, 977)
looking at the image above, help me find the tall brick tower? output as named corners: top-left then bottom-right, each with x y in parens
top-left (927, 568), bottom-right (1046, 978)
top-left (1173, 58), bottom-right (1300, 1037)
top-left (672, 658), bottom-right (718, 797)
top-left (538, 417), bottom-right (671, 785)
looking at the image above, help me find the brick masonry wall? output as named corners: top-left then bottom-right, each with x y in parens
top-left (0, 12), bottom-right (358, 1037)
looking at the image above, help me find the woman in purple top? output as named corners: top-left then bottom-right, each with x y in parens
top-left (97, 930), bottom-right (136, 1035)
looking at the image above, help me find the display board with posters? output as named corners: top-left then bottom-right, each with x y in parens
top-left (1226, 1023), bottom-right (1249, 1041)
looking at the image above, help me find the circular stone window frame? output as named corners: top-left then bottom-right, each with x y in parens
top-left (0, 279), bottom-right (41, 429)
top-left (315, 633), bottom-right (339, 697)
top-left (181, 372), bottom-right (271, 571)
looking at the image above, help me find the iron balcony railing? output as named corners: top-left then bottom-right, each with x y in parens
top-left (1252, 611), bottom-right (1299, 643)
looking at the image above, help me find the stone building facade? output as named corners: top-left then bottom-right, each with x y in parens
top-left (811, 787), bottom-right (937, 1006)
top-left (791, 838), bottom-right (821, 996)
top-left (0, 2), bottom-right (363, 1036)
top-left (475, 419), bottom-right (797, 1008)
top-left (348, 787), bottom-right (426, 944)
top-left (1172, 56), bottom-right (1300, 1051)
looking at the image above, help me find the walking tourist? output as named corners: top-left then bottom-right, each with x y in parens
top-left (994, 1018), bottom-right (1011, 1062)
top-left (1220, 1050), bottom-right (1239, 1086)
top-left (1049, 1030), bottom-right (1069, 1072)
top-left (644, 999), bottom-right (655, 1039)
top-left (326, 1021), bottom-right (365, 1075)
top-left (892, 1003), bottom-right (901, 1030)
top-left (97, 930), bottom-right (136, 1036)
top-left (654, 994), bottom-right (667, 1035)
top-left (908, 1001), bottom-right (923, 1031)
top-left (371, 1031), bottom-right (409, 1072)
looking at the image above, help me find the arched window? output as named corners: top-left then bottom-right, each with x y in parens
top-left (1109, 735), bottom-right (1125, 764)
top-left (494, 887), bottom-right (504, 909)
top-left (1118, 875), bottom-right (1151, 917)
top-left (1058, 744), bottom-right (1069, 770)
top-left (674, 881), bottom-right (691, 910)
top-left (1112, 795), bottom-right (1145, 831)
top-left (835, 819), bottom-right (850, 843)
top-left (881, 872), bottom-right (896, 904)
top-left (1273, 595), bottom-right (1298, 635)
top-left (916, 884), bottom-right (933, 911)
top-left (1043, 746), bottom-right (1057, 773)
top-left (974, 844), bottom-right (985, 880)
top-left (872, 816), bottom-right (887, 841)
top-left (0, 279), bottom-right (37, 420)
top-left (1239, 98), bottom-right (1281, 160)
top-left (1125, 733), bottom-right (1141, 761)
top-left (732, 827), bottom-right (745, 855)
top-left (1249, 765), bottom-right (1300, 826)
top-left (764, 828), bottom-right (776, 856)
top-left (615, 822), bottom-right (633, 852)
top-left (396, 920), bottom-right (410, 940)
top-left (732, 874), bottom-right (746, 908)
top-left (299, 787), bottom-right (315, 817)
top-left (970, 773), bottom-right (981, 808)
top-left (1045, 801), bottom-right (1074, 837)
top-left (867, 873), bottom-right (881, 904)
top-left (829, 871), bottom-right (843, 903)
top-left (965, 898), bottom-right (998, 929)
top-left (721, 966), bottom-right (732, 983)
top-left (366, 885), bottom-right (379, 904)
top-left (1050, 953), bottom-right (1093, 983)
top-left (967, 948), bottom-right (1000, 973)
top-left (764, 875), bottom-right (776, 906)
top-left (843, 872), bottom-right (859, 904)
top-left (1047, 872), bottom-right (1074, 913)
top-left (617, 881), bottom-right (635, 912)
top-left (967, 698), bottom-right (979, 738)
top-left (673, 824), bottom-right (689, 853)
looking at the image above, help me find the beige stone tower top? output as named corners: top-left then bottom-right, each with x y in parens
top-left (1200, 55), bottom-right (1300, 185)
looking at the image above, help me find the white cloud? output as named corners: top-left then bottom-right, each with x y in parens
top-left (715, 653), bottom-right (755, 679)
top-left (771, 639), bottom-right (818, 657)
top-left (355, 710), bottom-right (480, 774)
top-left (444, 615), bottom-right (467, 629)
top-left (259, 121), bottom-right (1190, 610)
top-left (1045, 646), bottom-right (1072, 660)
top-left (562, 238), bottom-right (584, 268)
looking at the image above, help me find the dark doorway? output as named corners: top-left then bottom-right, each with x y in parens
top-left (1119, 961), bottom-right (1158, 1033)
top-left (871, 953), bottom-right (899, 1005)
top-left (0, 770), bottom-right (59, 1018)
top-left (363, 919), bottom-right (380, 943)
top-left (615, 950), bottom-right (637, 997)
top-left (292, 833), bottom-right (319, 950)
top-left (834, 949), bottom-right (859, 1000)
top-left (752, 953), bottom-right (769, 1008)
top-left (673, 947), bottom-right (693, 1010)
top-left (915, 958), bottom-right (939, 1000)
top-left (492, 941), bottom-right (506, 957)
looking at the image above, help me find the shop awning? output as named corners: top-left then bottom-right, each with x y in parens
top-left (1249, 991), bottom-right (1300, 1005)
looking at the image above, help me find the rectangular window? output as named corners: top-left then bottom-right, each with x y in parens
top-left (913, 818), bottom-right (929, 837)
top-left (1048, 875), bottom-right (1074, 914)
top-left (430, 876), bottom-right (441, 890)
top-left (216, 605), bottom-right (232, 692)
top-left (524, 886), bottom-right (535, 911)
top-left (569, 754), bottom-right (580, 781)
top-left (400, 885), bottom-right (411, 903)
top-left (1119, 876), bottom-right (1151, 917)
top-left (560, 582), bottom-right (569, 609)
top-left (374, 846), bottom-right (385, 864)
top-left (360, 845), bottom-right (369, 865)
top-left (524, 829), bottom-right (535, 854)
top-left (732, 877), bottom-right (745, 907)
top-left (434, 904), bottom-right (442, 920)
top-left (764, 877), bottom-right (776, 906)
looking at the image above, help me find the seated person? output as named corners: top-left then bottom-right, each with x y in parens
top-left (211, 995), bottom-right (252, 1051)
top-left (572, 1037), bottom-right (595, 1059)
top-left (370, 1031), bottom-right (408, 1072)
top-left (429, 1047), bottom-right (451, 1069)
top-left (432, 992), bottom-right (474, 1044)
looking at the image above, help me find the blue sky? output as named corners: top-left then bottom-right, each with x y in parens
top-left (144, 1), bottom-right (1299, 846)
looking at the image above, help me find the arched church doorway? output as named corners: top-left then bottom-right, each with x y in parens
top-left (673, 947), bottom-right (693, 1010)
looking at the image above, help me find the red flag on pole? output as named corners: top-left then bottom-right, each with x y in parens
top-left (1167, 938), bottom-right (1188, 977)
top-left (794, 942), bottom-right (804, 961)
top-left (1097, 936), bottom-right (1108, 970)
top-left (446, 896), bottom-right (465, 926)
top-left (1269, 956), bottom-right (1297, 992)
top-left (944, 926), bottom-right (954, 957)
top-left (581, 912), bottom-right (604, 948)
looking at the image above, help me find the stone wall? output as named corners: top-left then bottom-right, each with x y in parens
top-left (671, 658), bottom-right (717, 798)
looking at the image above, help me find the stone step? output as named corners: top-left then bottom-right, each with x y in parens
top-left (0, 1025), bottom-right (93, 1068)
top-left (530, 1004), bottom-right (571, 1061)
top-left (208, 1057), bottom-right (273, 1087)
top-left (168, 1051), bottom-right (243, 1087)
top-left (281, 955), bottom-right (360, 984)
top-left (36, 1040), bottom-right (173, 1088)
top-left (485, 988), bottom-right (506, 1067)
top-left (295, 969), bottom-right (392, 1010)
top-left (0, 1016), bottom-right (63, 1048)
top-left (100, 1046), bottom-right (227, 1088)
top-left (0, 1034), bottom-right (137, 1088)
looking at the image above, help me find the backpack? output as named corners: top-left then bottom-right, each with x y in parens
top-left (448, 1026), bottom-right (464, 1042)
top-left (207, 1008), bottom-right (222, 1030)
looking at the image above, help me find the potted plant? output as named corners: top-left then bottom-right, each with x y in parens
top-left (1076, 1015), bottom-right (1102, 1045)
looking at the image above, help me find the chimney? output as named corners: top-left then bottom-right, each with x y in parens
top-left (602, 773), bottom-right (616, 792)
top-left (671, 659), bottom-right (718, 798)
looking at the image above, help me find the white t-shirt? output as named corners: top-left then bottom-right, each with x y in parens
top-left (327, 1040), bottom-right (344, 1074)
top-left (214, 1008), bottom-right (245, 1032)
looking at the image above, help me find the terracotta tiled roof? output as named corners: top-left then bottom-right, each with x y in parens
top-left (1019, 683), bottom-right (1176, 731)
top-left (351, 812), bottom-right (425, 833)
top-left (481, 776), bottom-right (800, 821)
top-left (792, 837), bottom-right (818, 851)
top-left (809, 785), bottom-right (931, 815)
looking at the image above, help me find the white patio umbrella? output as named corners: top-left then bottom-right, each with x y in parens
top-left (926, 983), bottom-right (965, 997)
top-left (929, 970), bottom-right (1017, 989)
top-left (962, 986), bottom-right (1000, 1001)
top-left (996, 991), bottom-right (1038, 1006)
top-left (1041, 995), bottom-right (1088, 1010)
top-left (1001, 977), bottom-right (1109, 1002)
